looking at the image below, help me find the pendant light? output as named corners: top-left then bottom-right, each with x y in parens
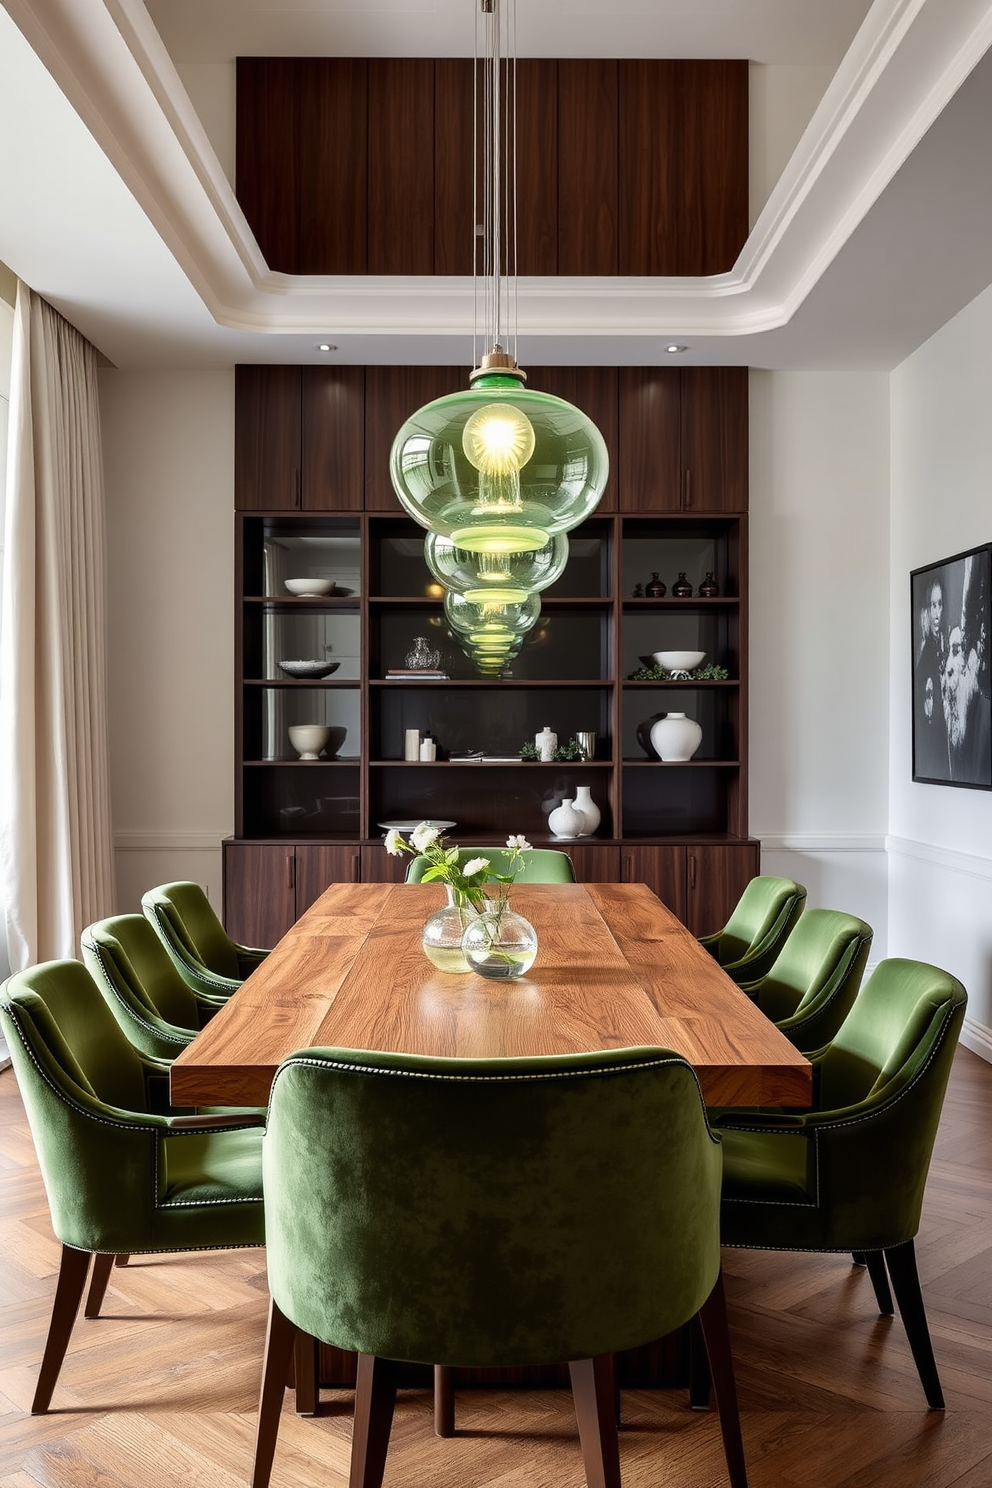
top-left (388, 0), bottom-right (609, 672)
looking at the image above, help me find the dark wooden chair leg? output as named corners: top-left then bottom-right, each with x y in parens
top-left (114, 1254), bottom-right (130, 1267)
top-left (568, 1354), bottom-right (622, 1488)
top-left (32, 1245), bottom-right (93, 1414)
top-left (864, 1250), bottom-right (894, 1316)
top-left (83, 1254), bottom-right (116, 1319)
top-left (697, 1271), bottom-right (748, 1488)
top-left (884, 1240), bottom-right (945, 1409)
top-left (350, 1354), bottom-right (400, 1488)
top-left (852, 1251), bottom-right (866, 1266)
top-left (434, 1364), bottom-right (455, 1436)
top-left (688, 1312), bottom-right (712, 1410)
top-left (251, 1298), bottom-right (299, 1488)
top-left (293, 1330), bottom-right (320, 1415)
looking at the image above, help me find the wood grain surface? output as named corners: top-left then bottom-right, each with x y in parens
top-left (170, 882), bottom-right (810, 1109)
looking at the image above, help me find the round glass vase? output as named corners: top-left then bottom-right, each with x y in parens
top-left (461, 902), bottom-right (538, 980)
top-left (421, 889), bottom-right (479, 974)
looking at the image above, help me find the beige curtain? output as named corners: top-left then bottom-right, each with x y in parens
top-left (0, 283), bottom-right (115, 968)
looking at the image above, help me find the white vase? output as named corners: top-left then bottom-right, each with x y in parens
top-left (571, 785), bottom-right (601, 837)
top-left (548, 797), bottom-right (584, 839)
top-left (649, 712), bottom-right (702, 762)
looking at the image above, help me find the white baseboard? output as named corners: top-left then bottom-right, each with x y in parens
top-left (959, 1017), bottom-right (992, 1065)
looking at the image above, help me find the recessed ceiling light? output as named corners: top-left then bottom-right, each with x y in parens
top-left (316, 342), bottom-right (338, 352)
top-left (664, 343), bottom-right (687, 354)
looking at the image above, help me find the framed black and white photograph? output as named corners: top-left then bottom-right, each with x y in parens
top-left (912, 544), bottom-right (992, 788)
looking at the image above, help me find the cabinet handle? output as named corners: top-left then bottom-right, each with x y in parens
top-left (683, 469), bottom-right (692, 508)
top-left (295, 468), bottom-right (302, 510)
top-left (621, 855), bottom-right (632, 882)
top-left (286, 853), bottom-right (295, 891)
top-left (688, 853), bottom-right (696, 890)
top-left (352, 853), bottom-right (360, 882)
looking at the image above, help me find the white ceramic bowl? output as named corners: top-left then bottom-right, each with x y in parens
top-left (288, 724), bottom-right (331, 760)
top-left (652, 650), bottom-right (705, 674)
top-left (284, 577), bottom-right (336, 597)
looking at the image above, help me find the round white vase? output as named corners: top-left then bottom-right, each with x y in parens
top-left (571, 785), bottom-right (601, 837)
top-left (649, 712), bottom-right (702, 762)
top-left (548, 797), bottom-right (584, 839)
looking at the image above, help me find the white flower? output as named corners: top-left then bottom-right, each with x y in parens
top-left (462, 857), bottom-right (490, 878)
top-left (384, 829), bottom-right (405, 856)
top-left (506, 834), bottom-right (531, 851)
top-left (411, 822), bottom-right (440, 853)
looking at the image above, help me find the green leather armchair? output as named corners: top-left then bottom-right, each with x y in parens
top-left (251, 1045), bottom-right (747, 1488)
top-left (0, 959), bottom-right (265, 1414)
top-left (737, 907), bottom-right (873, 1051)
top-left (717, 957), bottom-right (966, 1409)
top-left (81, 912), bottom-right (216, 1061)
top-left (405, 846), bottom-right (576, 883)
top-left (141, 880), bottom-right (269, 999)
top-left (698, 875), bottom-right (807, 984)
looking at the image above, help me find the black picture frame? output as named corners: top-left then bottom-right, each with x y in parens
top-left (911, 543), bottom-right (992, 788)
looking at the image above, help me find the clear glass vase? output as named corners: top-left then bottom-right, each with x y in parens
top-left (461, 902), bottom-right (538, 980)
top-left (421, 889), bottom-right (479, 974)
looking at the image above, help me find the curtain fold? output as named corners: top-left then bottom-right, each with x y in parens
top-left (0, 283), bottom-right (115, 968)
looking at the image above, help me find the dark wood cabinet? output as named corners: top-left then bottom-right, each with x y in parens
top-left (236, 58), bottom-right (747, 278)
top-left (227, 363), bottom-right (756, 943)
top-left (618, 366), bottom-right (748, 512)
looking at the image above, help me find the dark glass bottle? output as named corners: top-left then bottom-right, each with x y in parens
top-left (672, 572), bottom-right (693, 598)
top-left (699, 572), bottom-right (719, 598)
top-left (645, 572), bottom-right (666, 598)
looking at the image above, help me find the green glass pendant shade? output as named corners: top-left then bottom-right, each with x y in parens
top-left (444, 590), bottom-right (540, 641)
top-left (390, 372), bottom-right (610, 553)
top-left (425, 531), bottom-right (568, 606)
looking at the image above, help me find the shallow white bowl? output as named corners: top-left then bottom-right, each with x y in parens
top-left (652, 650), bottom-right (705, 673)
top-left (277, 659), bottom-right (340, 679)
top-left (285, 577), bottom-right (336, 597)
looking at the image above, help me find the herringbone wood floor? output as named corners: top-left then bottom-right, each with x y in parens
top-left (2, 1049), bottom-right (992, 1488)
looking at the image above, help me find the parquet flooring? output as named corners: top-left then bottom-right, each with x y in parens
top-left (2, 1049), bottom-right (991, 1487)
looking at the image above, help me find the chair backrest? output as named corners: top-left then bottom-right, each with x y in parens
top-left (263, 1045), bottom-right (721, 1367)
top-left (747, 908), bottom-right (873, 1050)
top-left (81, 913), bottom-right (201, 1058)
top-left (714, 875), bottom-right (807, 979)
top-left (141, 881), bottom-right (240, 980)
top-left (405, 847), bottom-right (576, 885)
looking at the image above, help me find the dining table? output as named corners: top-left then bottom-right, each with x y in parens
top-left (170, 878), bottom-right (811, 1405)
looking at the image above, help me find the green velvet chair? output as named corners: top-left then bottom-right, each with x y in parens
top-left (737, 908), bottom-right (873, 1051)
top-left (250, 1045), bottom-right (747, 1488)
top-left (0, 959), bottom-right (265, 1414)
top-left (81, 912), bottom-right (218, 1062)
top-left (405, 846), bottom-right (576, 883)
top-left (141, 880), bottom-right (269, 999)
top-left (698, 875), bottom-right (807, 984)
top-left (717, 957), bottom-right (966, 1409)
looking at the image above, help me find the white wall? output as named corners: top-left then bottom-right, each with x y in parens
top-left (749, 369), bottom-right (890, 949)
top-left (889, 282), bottom-right (992, 1057)
top-left (99, 369), bottom-right (234, 915)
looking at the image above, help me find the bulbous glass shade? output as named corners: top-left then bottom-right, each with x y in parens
top-left (444, 590), bottom-right (541, 641)
top-left (390, 372), bottom-right (609, 552)
top-left (425, 531), bottom-right (568, 606)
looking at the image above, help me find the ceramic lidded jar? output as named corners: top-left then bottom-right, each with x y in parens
top-left (649, 713), bottom-right (702, 762)
top-left (548, 797), bottom-right (584, 839)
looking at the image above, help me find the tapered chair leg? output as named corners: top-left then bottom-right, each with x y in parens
top-left (434, 1365), bottom-right (454, 1436)
top-left (251, 1298), bottom-right (299, 1488)
top-left (697, 1271), bottom-right (748, 1488)
top-left (83, 1254), bottom-right (116, 1319)
top-left (864, 1251), bottom-right (894, 1316)
top-left (688, 1312), bottom-right (712, 1410)
top-left (351, 1354), bottom-right (400, 1488)
top-left (32, 1245), bottom-right (93, 1414)
top-left (884, 1240), bottom-right (945, 1409)
top-left (569, 1354), bottom-right (621, 1488)
top-left (293, 1331), bottom-right (320, 1415)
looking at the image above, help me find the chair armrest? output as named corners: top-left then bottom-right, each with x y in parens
top-left (711, 1109), bottom-right (809, 1132)
top-left (236, 946), bottom-right (270, 978)
top-left (167, 1112), bottom-right (267, 1131)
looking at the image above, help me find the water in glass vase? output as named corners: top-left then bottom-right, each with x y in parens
top-left (461, 905), bottom-right (538, 980)
top-left (421, 892), bottom-right (479, 974)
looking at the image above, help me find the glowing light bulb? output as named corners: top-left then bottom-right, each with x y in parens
top-left (462, 403), bottom-right (536, 479)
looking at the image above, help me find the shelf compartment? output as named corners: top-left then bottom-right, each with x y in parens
top-left (241, 763), bottom-right (361, 838)
top-left (621, 515), bottom-right (742, 601)
top-left (242, 684), bottom-right (361, 762)
top-left (369, 763), bottom-right (613, 840)
top-left (621, 763), bottom-right (741, 838)
top-left (241, 514), bottom-right (362, 597)
top-left (370, 685), bottom-right (611, 762)
top-left (621, 605), bottom-right (740, 680)
top-left (622, 686), bottom-right (740, 763)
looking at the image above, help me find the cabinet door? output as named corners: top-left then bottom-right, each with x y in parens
top-left (680, 367), bottom-right (749, 513)
top-left (365, 366), bottom-right (465, 510)
top-left (617, 61), bottom-right (680, 276)
top-left (224, 843), bottom-right (297, 947)
top-left (296, 845), bottom-right (361, 915)
top-left (235, 367), bottom-right (301, 511)
top-left (558, 61), bottom-right (618, 276)
top-left (361, 845), bottom-right (409, 884)
top-left (299, 59), bottom-right (368, 274)
top-left (236, 59), bottom-right (298, 273)
top-left (567, 844), bottom-right (620, 883)
top-left (617, 368), bottom-right (681, 512)
top-left (684, 842), bottom-right (759, 939)
top-left (302, 367), bottom-right (366, 511)
top-left (513, 60), bottom-right (558, 275)
top-left (679, 61), bottom-right (749, 277)
top-left (435, 58), bottom-right (478, 275)
top-left (528, 367), bottom-right (619, 514)
top-left (368, 59), bottom-right (435, 275)
top-left (620, 845), bottom-right (686, 922)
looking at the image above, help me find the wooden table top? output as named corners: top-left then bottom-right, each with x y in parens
top-left (169, 881), bottom-right (812, 1110)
